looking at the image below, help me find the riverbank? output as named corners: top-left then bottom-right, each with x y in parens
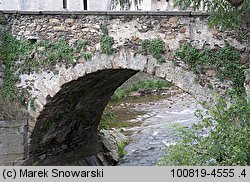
top-left (116, 92), bottom-right (203, 166)
top-left (99, 86), bottom-right (203, 165)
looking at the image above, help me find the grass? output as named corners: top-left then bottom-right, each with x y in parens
top-left (117, 141), bottom-right (128, 158)
top-left (111, 79), bottom-right (173, 101)
top-left (142, 38), bottom-right (165, 63)
top-left (98, 110), bottom-right (116, 130)
top-left (100, 24), bottom-right (114, 55)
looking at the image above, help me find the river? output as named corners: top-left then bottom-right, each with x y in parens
top-left (107, 90), bottom-right (204, 166)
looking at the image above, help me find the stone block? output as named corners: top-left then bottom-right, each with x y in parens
top-left (146, 57), bottom-right (157, 75)
top-left (49, 18), bottom-right (60, 24)
top-left (155, 65), bottom-right (166, 78)
top-left (93, 54), bottom-right (113, 70)
top-left (169, 17), bottom-right (179, 24)
top-left (112, 51), bottom-right (128, 69)
top-left (53, 26), bottom-right (65, 31)
top-left (65, 19), bottom-right (75, 24)
top-left (72, 63), bottom-right (86, 79)
top-left (127, 53), bottom-right (147, 71)
top-left (179, 27), bottom-right (186, 33)
top-left (34, 99), bottom-right (43, 112)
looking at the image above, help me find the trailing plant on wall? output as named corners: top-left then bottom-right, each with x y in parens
top-left (100, 24), bottom-right (115, 55)
top-left (0, 33), bottom-right (93, 119)
top-left (141, 38), bottom-right (165, 63)
top-left (175, 43), bottom-right (246, 94)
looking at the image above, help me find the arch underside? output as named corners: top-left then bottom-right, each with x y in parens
top-left (24, 52), bottom-right (217, 165)
top-left (27, 69), bottom-right (138, 165)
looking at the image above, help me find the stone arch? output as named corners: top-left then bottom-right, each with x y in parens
top-left (23, 51), bottom-right (214, 165)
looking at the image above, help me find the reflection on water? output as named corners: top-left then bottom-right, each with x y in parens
top-left (108, 92), bottom-right (204, 166)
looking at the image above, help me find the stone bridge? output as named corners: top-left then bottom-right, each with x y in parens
top-left (0, 11), bottom-right (248, 165)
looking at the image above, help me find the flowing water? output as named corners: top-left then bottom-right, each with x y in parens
top-left (108, 91), bottom-right (204, 166)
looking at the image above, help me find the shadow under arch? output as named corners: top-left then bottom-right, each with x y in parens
top-left (26, 69), bottom-right (138, 165)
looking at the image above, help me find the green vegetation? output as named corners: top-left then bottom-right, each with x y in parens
top-left (98, 110), bottom-right (116, 130)
top-left (159, 38), bottom-right (249, 166)
top-left (117, 141), bottom-right (128, 158)
top-left (0, 15), bottom-right (7, 25)
top-left (175, 43), bottom-right (246, 94)
top-left (98, 79), bottom-right (173, 130)
top-left (0, 33), bottom-right (36, 103)
top-left (173, 0), bottom-right (249, 29)
top-left (112, 0), bottom-right (248, 29)
top-left (158, 96), bottom-right (249, 166)
top-left (111, 79), bottom-right (173, 101)
top-left (82, 52), bottom-right (92, 60)
top-left (100, 24), bottom-right (115, 55)
top-left (142, 38), bottom-right (165, 63)
top-left (41, 120), bottom-right (54, 131)
top-left (0, 32), bottom-right (93, 119)
top-left (70, 13), bottom-right (78, 19)
top-left (111, 0), bottom-right (143, 10)
top-left (73, 39), bottom-right (87, 52)
top-left (30, 97), bottom-right (37, 111)
top-left (38, 38), bottom-right (75, 68)
top-left (1, 32), bottom-right (92, 76)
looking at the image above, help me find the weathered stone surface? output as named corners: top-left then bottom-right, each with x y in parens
top-left (146, 56), bottom-right (157, 75)
top-left (53, 26), bottom-right (65, 31)
top-left (241, 53), bottom-right (249, 64)
top-left (0, 119), bottom-right (27, 166)
top-left (169, 16), bottom-right (179, 24)
top-left (49, 18), bottom-right (60, 24)
top-left (179, 27), bottom-right (186, 33)
top-left (65, 19), bottom-right (75, 24)
top-left (100, 129), bottom-right (128, 165)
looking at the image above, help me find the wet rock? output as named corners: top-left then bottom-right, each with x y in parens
top-left (100, 129), bottom-right (128, 165)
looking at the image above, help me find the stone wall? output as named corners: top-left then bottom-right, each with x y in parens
top-left (0, 119), bottom-right (28, 165)
top-left (6, 11), bottom-right (247, 100)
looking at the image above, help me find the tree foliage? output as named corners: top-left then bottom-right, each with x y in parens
top-left (158, 96), bottom-right (250, 166)
top-left (174, 0), bottom-right (249, 29)
top-left (110, 0), bottom-right (143, 10)
top-left (111, 0), bottom-right (249, 29)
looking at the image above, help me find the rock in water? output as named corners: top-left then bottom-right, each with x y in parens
top-left (99, 129), bottom-right (128, 165)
